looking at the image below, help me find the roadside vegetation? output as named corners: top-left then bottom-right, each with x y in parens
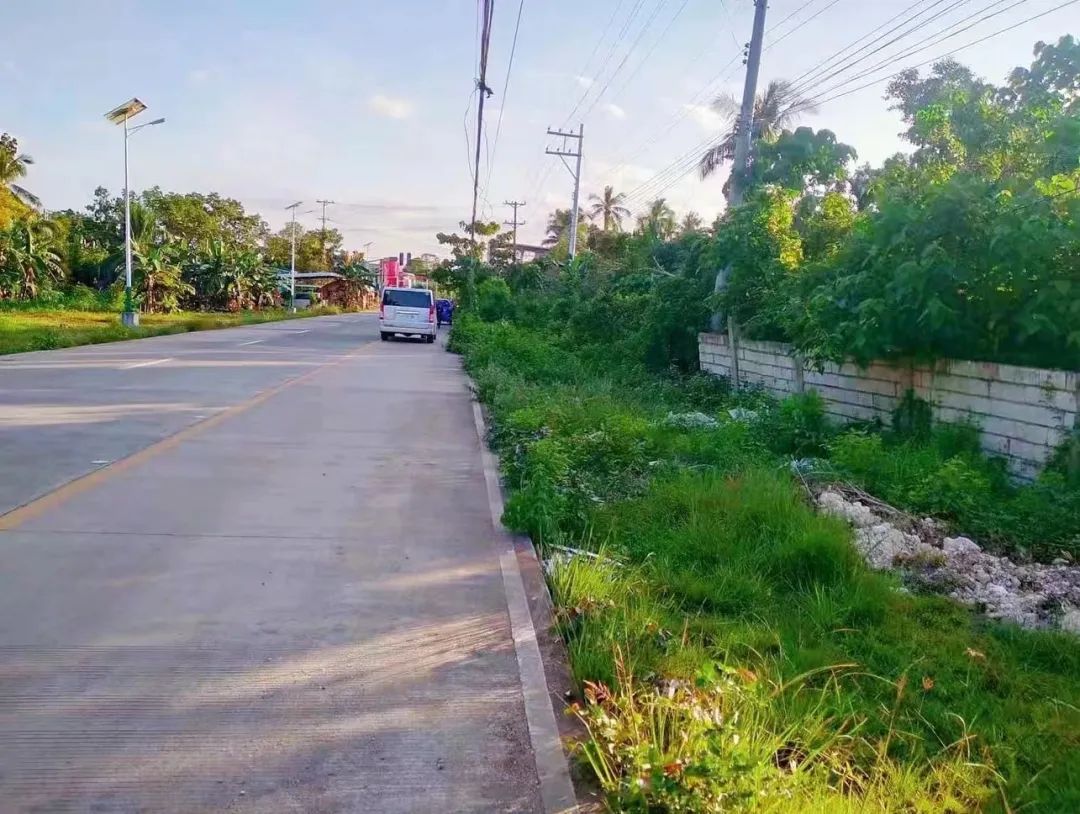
top-left (1, 135), bottom-right (374, 346)
top-left (454, 315), bottom-right (1079, 813)
top-left (441, 39), bottom-right (1080, 813)
top-left (0, 298), bottom-right (341, 355)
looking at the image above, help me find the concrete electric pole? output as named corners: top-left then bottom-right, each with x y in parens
top-left (710, 0), bottom-right (768, 388)
top-left (503, 200), bottom-right (525, 263)
top-left (729, 0), bottom-right (768, 208)
top-left (316, 199), bottom-right (335, 269)
top-left (286, 201), bottom-right (303, 312)
top-left (545, 125), bottom-right (584, 259)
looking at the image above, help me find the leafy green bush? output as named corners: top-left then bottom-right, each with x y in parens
top-left (757, 391), bottom-right (832, 457)
top-left (476, 276), bottom-right (512, 321)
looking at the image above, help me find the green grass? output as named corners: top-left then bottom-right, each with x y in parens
top-left (452, 314), bottom-right (1080, 813)
top-left (0, 307), bottom-right (343, 355)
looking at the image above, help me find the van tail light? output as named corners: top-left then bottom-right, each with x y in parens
top-left (428, 304), bottom-right (436, 323)
top-left (380, 303), bottom-right (385, 318)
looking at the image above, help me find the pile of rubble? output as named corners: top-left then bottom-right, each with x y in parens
top-left (817, 489), bottom-right (1080, 633)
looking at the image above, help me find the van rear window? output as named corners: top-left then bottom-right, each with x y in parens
top-left (382, 289), bottom-right (432, 308)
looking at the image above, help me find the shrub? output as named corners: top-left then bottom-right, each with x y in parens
top-left (476, 276), bottom-right (512, 321)
top-left (759, 391), bottom-right (832, 457)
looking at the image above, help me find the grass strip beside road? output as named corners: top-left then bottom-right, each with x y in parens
top-left (451, 314), bottom-right (1080, 813)
top-left (0, 307), bottom-right (344, 355)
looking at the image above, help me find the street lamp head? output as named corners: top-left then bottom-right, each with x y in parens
top-left (147, 118), bottom-right (165, 126)
top-left (104, 98), bottom-right (147, 124)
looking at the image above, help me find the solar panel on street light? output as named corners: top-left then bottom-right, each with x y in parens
top-left (104, 98), bottom-right (146, 124)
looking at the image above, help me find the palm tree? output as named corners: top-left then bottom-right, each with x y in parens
top-left (0, 134), bottom-right (40, 208)
top-left (698, 79), bottom-right (817, 182)
top-left (637, 198), bottom-right (677, 240)
top-left (135, 244), bottom-right (191, 313)
top-left (0, 220), bottom-right (62, 298)
top-left (680, 211), bottom-right (704, 235)
top-left (543, 209), bottom-right (571, 246)
top-left (587, 186), bottom-right (631, 232)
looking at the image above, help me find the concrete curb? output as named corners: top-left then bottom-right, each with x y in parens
top-left (471, 400), bottom-right (579, 814)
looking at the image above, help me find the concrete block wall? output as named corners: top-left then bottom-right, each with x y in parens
top-left (699, 332), bottom-right (1079, 479)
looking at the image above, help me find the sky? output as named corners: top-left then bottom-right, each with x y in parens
top-left (2, 0), bottom-right (1078, 258)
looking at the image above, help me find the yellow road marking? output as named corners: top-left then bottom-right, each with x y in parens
top-left (0, 341), bottom-right (376, 531)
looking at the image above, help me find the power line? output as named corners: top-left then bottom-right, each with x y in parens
top-left (562, 0), bottom-right (651, 126)
top-left (796, 0), bottom-right (1032, 103)
top-left (605, 50), bottom-right (743, 179)
top-left (623, 134), bottom-right (720, 208)
top-left (765, 0), bottom-right (828, 42)
top-left (486, 0), bottom-right (526, 193)
top-left (787, 0), bottom-right (974, 96)
top-left (576, 0), bottom-right (632, 84)
top-left (804, 0), bottom-right (1080, 108)
top-left (765, 0), bottom-right (846, 51)
top-left (786, 0), bottom-right (937, 89)
top-left (793, 0), bottom-right (1021, 103)
top-left (578, 0), bottom-right (675, 123)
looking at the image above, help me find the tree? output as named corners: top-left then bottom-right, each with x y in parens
top-left (436, 220), bottom-right (501, 261)
top-left (587, 186), bottom-right (631, 231)
top-left (134, 244), bottom-right (191, 313)
top-left (0, 219), bottom-right (62, 298)
top-left (0, 134), bottom-right (40, 208)
top-left (637, 198), bottom-right (677, 240)
top-left (698, 80), bottom-right (818, 185)
top-left (265, 223), bottom-right (328, 271)
top-left (543, 209), bottom-right (572, 246)
top-left (139, 188), bottom-right (268, 254)
top-left (679, 211), bottom-right (704, 235)
top-left (749, 127), bottom-right (857, 193)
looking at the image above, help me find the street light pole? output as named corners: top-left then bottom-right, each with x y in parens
top-left (123, 114), bottom-right (133, 324)
top-left (104, 98), bottom-right (163, 327)
top-left (286, 202), bottom-right (302, 312)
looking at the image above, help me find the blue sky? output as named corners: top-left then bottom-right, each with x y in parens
top-left (3, 0), bottom-right (1078, 257)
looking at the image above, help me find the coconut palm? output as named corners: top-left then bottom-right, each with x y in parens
top-left (587, 186), bottom-right (631, 232)
top-left (135, 243), bottom-right (191, 313)
top-left (0, 220), bottom-right (62, 298)
top-left (637, 198), bottom-right (677, 240)
top-left (543, 209), bottom-right (571, 246)
top-left (0, 134), bottom-right (40, 208)
top-left (698, 79), bottom-right (818, 181)
top-left (680, 211), bottom-right (704, 235)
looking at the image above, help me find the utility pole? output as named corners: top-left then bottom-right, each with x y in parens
top-left (503, 200), bottom-right (525, 263)
top-left (468, 0), bottom-right (495, 306)
top-left (316, 199), bottom-right (335, 269)
top-left (729, 0), bottom-right (768, 208)
top-left (710, 0), bottom-right (768, 391)
top-left (545, 124), bottom-right (584, 259)
top-left (286, 201), bottom-right (302, 312)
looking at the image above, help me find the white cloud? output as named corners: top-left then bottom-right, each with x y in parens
top-left (574, 75), bottom-right (594, 88)
top-left (684, 103), bottom-right (724, 132)
top-left (603, 103), bottom-right (626, 120)
top-left (369, 94), bottom-right (413, 120)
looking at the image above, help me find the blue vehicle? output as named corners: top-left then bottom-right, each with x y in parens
top-left (435, 298), bottom-right (454, 327)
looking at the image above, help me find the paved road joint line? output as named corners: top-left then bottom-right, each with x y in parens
top-left (123, 357), bottom-right (173, 369)
top-left (0, 341), bottom-right (375, 531)
top-left (472, 401), bottom-right (577, 813)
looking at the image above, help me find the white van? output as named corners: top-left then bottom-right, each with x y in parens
top-left (380, 286), bottom-right (436, 343)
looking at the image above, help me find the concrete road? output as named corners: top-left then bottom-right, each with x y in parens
top-left (0, 315), bottom-right (566, 812)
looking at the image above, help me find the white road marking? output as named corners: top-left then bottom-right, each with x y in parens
top-left (124, 358), bottom-right (173, 369)
top-left (238, 339), bottom-right (265, 346)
